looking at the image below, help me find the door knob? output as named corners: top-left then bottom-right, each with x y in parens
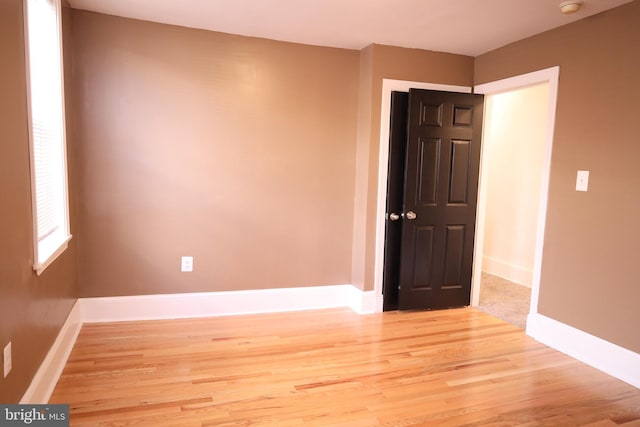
top-left (388, 213), bottom-right (400, 221)
top-left (404, 211), bottom-right (417, 220)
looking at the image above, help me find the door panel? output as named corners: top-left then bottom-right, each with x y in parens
top-left (417, 137), bottom-right (440, 205)
top-left (443, 225), bottom-right (465, 287)
top-left (412, 225), bottom-right (435, 289)
top-left (382, 91), bottom-right (409, 311)
top-left (398, 89), bottom-right (484, 311)
top-left (449, 140), bottom-right (471, 204)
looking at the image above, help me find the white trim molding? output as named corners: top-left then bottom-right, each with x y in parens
top-left (528, 313), bottom-right (640, 389)
top-left (482, 256), bottom-right (532, 288)
top-left (81, 284), bottom-right (375, 323)
top-left (20, 301), bottom-right (83, 404)
top-left (472, 66), bottom-right (560, 316)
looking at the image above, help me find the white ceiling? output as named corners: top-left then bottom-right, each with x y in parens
top-left (67, 0), bottom-right (634, 56)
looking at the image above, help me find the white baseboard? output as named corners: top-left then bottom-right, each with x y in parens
top-left (527, 313), bottom-right (640, 389)
top-left (374, 293), bottom-right (384, 313)
top-left (483, 255), bottom-right (532, 287)
top-left (348, 288), bottom-right (377, 314)
top-left (20, 301), bottom-right (83, 404)
top-left (81, 284), bottom-right (373, 322)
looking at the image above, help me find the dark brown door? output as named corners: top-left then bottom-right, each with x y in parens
top-left (382, 91), bottom-right (409, 311)
top-left (397, 89), bottom-right (484, 310)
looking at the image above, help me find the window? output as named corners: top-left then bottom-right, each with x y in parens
top-left (24, 0), bottom-right (71, 275)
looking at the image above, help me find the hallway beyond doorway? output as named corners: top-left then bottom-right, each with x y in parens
top-left (478, 272), bottom-right (531, 328)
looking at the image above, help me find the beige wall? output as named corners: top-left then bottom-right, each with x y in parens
top-left (476, 0), bottom-right (640, 353)
top-left (351, 46), bottom-right (374, 289)
top-left (0, 0), bottom-right (78, 403)
top-left (352, 44), bottom-right (475, 290)
top-left (482, 83), bottom-right (549, 287)
top-left (70, 10), bottom-right (478, 297)
top-left (71, 11), bottom-right (360, 297)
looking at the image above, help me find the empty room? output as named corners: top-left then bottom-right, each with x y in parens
top-left (1, 0), bottom-right (639, 425)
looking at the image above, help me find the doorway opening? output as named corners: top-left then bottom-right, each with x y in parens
top-left (374, 68), bottom-right (560, 336)
top-left (475, 82), bottom-right (550, 328)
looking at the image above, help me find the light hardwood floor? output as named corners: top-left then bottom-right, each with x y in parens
top-left (50, 308), bottom-right (640, 426)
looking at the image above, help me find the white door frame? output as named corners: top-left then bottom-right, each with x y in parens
top-left (473, 66), bottom-right (559, 327)
top-left (373, 68), bottom-right (560, 325)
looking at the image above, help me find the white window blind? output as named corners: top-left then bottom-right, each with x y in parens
top-left (25, 0), bottom-right (71, 274)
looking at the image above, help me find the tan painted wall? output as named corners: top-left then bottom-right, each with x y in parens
top-left (482, 83), bottom-right (549, 287)
top-left (71, 11), bottom-right (360, 297)
top-left (476, 0), bottom-right (640, 353)
top-left (351, 46), bottom-right (374, 289)
top-left (352, 44), bottom-right (475, 290)
top-left (0, 0), bottom-right (78, 403)
top-left (71, 11), bottom-right (475, 297)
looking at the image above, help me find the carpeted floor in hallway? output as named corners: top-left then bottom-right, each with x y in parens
top-left (477, 272), bottom-right (531, 329)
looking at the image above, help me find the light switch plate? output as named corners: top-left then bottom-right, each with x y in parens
top-left (181, 256), bottom-right (193, 272)
top-left (576, 170), bottom-right (589, 192)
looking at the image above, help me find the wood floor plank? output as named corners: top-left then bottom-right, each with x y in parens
top-left (50, 308), bottom-right (640, 426)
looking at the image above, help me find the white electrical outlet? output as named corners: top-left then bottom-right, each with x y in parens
top-left (576, 170), bottom-right (589, 192)
top-left (3, 341), bottom-right (12, 378)
top-left (181, 256), bottom-right (193, 272)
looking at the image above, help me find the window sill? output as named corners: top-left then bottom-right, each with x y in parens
top-left (34, 234), bottom-right (72, 276)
